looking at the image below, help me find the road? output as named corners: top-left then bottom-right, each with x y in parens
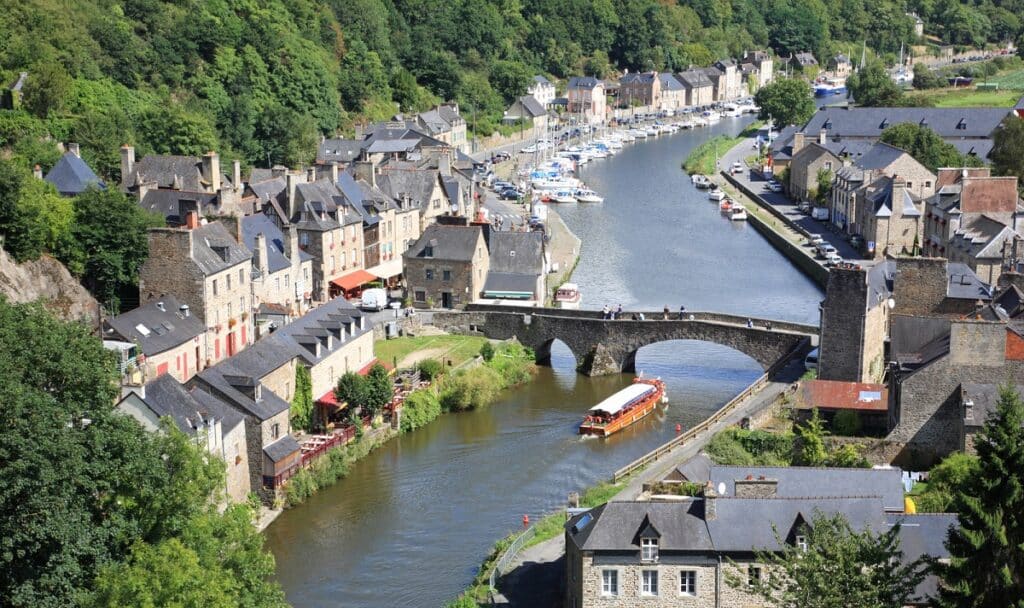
top-left (718, 136), bottom-right (863, 262)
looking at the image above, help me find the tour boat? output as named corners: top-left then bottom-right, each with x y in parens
top-left (814, 78), bottom-right (847, 97)
top-left (579, 378), bottom-right (667, 437)
top-left (730, 204), bottom-right (748, 221)
top-left (708, 188), bottom-right (725, 201)
top-left (554, 282), bottom-right (581, 309)
top-left (575, 189), bottom-right (604, 203)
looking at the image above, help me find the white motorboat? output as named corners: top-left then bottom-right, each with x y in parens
top-left (692, 174), bottom-right (712, 189)
top-left (708, 188), bottom-right (725, 201)
top-left (551, 189), bottom-right (577, 203)
top-left (723, 104), bottom-right (743, 118)
top-left (575, 189), bottom-right (603, 203)
top-left (730, 204), bottom-right (748, 221)
top-left (554, 283), bottom-right (581, 309)
top-left (702, 110), bottom-right (721, 123)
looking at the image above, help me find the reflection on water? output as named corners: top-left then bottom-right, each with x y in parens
top-left (265, 118), bottom-right (824, 608)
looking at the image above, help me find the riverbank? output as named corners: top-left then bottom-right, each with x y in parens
top-left (682, 121), bottom-right (763, 175)
top-left (543, 206), bottom-right (581, 304)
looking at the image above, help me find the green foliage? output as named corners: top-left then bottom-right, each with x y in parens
top-left (335, 371), bottom-right (369, 416)
top-left (284, 431), bottom-right (389, 507)
top-left (990, 116), bottom-right (1024, 179)
top-left (933, 385), bottom-right (1024, 606)
top-left (480, 341), bottom-right (495, 362)
top-left (417, 358), bottom-right (444, 381)
top-left (291, 365), bottom-right (314, 431)
top-left (912, 63), bottom-right (945, 90)
top-left (0, 298), bottom-right (284, 607)
top-left (880, 122), bottom-right (978, 172)
top-left (847, 59), bottom-right (905, 107)
top-left (399, 389), bottom-right (443, 433)
top-left (707, 427), bottom-right (796, 466)
top-left (0, 158), bottom-right (69, 262)
top-left (827, 443), bottom-right (870, 468)
top-left (815, 168), bottom-right (833, 206)
top-left (54, 187), bottom-right (164, 312)
top-left (831, 409), bottom-right (862, 436)
top-left (439, 365), bottom-right (503, 412)
top-left (728, 512), bottom-right (926, 608)
top-left (754, 78), bottom-right (816, 127)
top-left (21, 63), bottom-right (71, 119)
top-left (364, 363), bottom-right (394, 416)
top-left (912, 452), bottom-right (979, 513)
top-left (795, 408), bottom-right (829, 466)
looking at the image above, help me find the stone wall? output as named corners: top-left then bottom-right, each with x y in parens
top-left (222, 420), bottom-right (251, 503)
top-left (818, 267), bottom-right (868, 382)
top-left (893, 257), bottom-right (949, 317)
top-left (309, 329), bottom-right (374, 397)
top-left (139, 229), bottom-right (203, 315)
top-left (405, 258), bottom-right (476, 309)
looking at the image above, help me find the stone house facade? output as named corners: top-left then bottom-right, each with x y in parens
top-left (103, 295), bottom-right (208, 383)
top-left (713, 59), bottom-right (742, 101)
top-left (403, 224), bottom-right (489, 309)
top-left (528, 75), bottom-right (556, 106)
top-left (818, 265), bottom-right (891, 383)
top-left (788, 139), bottom-right (842, 202)
top-left (619, 72), bottom-right (660, 108)
top-left (121, 146), bottom-right (251, 220)
top-left (139, 214), bottom-right (254, 367)
top-left (657, 73), bottom-right (686, 111)
top-left (240, 214), bottom-right (314, 320)
top-left (568, 77), bottom-right (607, 125)
top-left (675, 71), bottom-right (714, 107)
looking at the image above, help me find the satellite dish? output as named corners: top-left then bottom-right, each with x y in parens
top-left (717, 482), bottom-right (727, 496)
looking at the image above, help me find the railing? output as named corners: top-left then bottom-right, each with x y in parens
top-left (488, 525), bottom-right (537, 603)
top-left (611, 337), bottom-right (809, 482)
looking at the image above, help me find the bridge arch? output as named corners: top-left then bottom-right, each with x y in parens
top-left (534, 338), bottom-right (582, 371)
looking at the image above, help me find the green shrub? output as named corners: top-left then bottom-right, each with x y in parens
top-left (480, 342), bottom-right (495, 362)
top-left (417, 358), bottom-right (443, 381)
top-left (826, 443), bottom-right (870, 468)
top-left (400, 389), bottom-right (443, 433)
top-left (831, 409), bottom-right (862, 436)
top-left (439, 366), bottom-right (503, 411)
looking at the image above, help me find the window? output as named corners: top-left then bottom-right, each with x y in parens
top-left (824, 161), bottom-right (832, 170)
top-left (271, 423), bottom-right (280, 439)
top-left (226, 274), bottom-right (232, 290)
top-left (212, 279), bottom-right (218, 296)
top-left (275, 277), bottom-right (280, 291)
top-left (442, 269), bottom-right (452, 281)
top-left (641, 538), bottom-right (659, 562)
top-left (748, 566), bottom-right (762, 587)
top-left (341, 252), bottom-right (347, 268)
top-left (601, 570), bottom-right (618, 596)
top-left (227, 302), bottom-right (232, 318)
top-left (304, 267), bottom-right (309, 280)
top-left (680, 570), bottom-right (697, 596)
top-left (300, 233), bottom-right (310, 247)
top-left (796, 535), bottom-right (808, 552)
top-left (433, 198), bottom-right (441, 209)
top-left (285, 274), bottom-right (290, 287)
top-left (641, 570), bottom-right (659, 596)
top-left (240, 297), bottom-right (245, 313)
top-left (907, 181), bottom-right (913, 189)
top-left (425, 268), bottom-right (434, 280)
top-left (414, 290), bottom-right (426, 302)
top-left (925, 181), bottom-right (932, 188)
top-left (239, 269), bottom-right (244, 284)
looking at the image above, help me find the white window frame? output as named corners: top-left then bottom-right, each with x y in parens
top-left (641, 569), bottom-right (659, 596)
top-left (796, 535), bottom-right (808, 552)
top-left (641, 537), bottom-right (659, 562)
top-left (679, 569), bottom-right (697, 596)
top-left (601, 569), bottom-right (618, 597)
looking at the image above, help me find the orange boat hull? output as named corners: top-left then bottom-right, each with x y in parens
top-left (579, 379), bottom-right (665, 438)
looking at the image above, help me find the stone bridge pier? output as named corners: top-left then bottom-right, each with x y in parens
top-left (432, 308), bottom-right (815, 376)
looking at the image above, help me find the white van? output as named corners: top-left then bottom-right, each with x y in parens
top-left (359, 288), bottom-right (387, 312)
top-left (804, 347), bottom-right (819, 370)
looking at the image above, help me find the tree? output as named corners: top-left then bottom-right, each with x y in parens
top-left (847, 58), bottom-right (904, 107)
top-left (727, 511), bottom-right (925, 608)
top-left (55, 187), bottom-right (163, 311)
top-left (480, 342), bottom-right (495, 362)
top-left (912, 63), bottom-right (944, 90)
top-left (137, 104), bottom-right (219, 157)
top-left (794, 408), bottom-right (828, 466)
top-left (363, 363), bottom-right (394, 416)
top-left (880, 122), bottom-right (973, 172)
top-left (0, 159), bottom-right (69, 262)
top-left (291, 365), bottom-right (314, 431)
top-left (990, 117), bottom-right (1024, 179)
top-left (489, 60), bottom-right (532, 104)
top-left (815, 168), bottom-right (833, 206)
top-left (913, 452), bottom-right (979, 513)
top-left (933, 385), bottom-right (1024, 607)
top-left (335, 371), bottom-right (369, 417)
top-left (21, 63), bottom-right (71, 118)
top-left (754, 78), bottom-right (816, 127)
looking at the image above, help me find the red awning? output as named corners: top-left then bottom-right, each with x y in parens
top-left (357, 358), bottom-right (393, 376)
top-left (316, 389), bottom-right (341, 408)
top-left (330, 270), bottom-right (377, 292)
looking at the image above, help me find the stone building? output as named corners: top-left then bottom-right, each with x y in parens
top-left (828, 54), bottom-right (853, 78)
top-left (103, 295), bottom-right (207, 383)
top-left (240, 214), bottom-right (314, 325)
top-left (565, 461), bottom-right (951, 608)
top-left (657, 73), bottom-right (686, 111)
top-left (414, 104), bottom-right (468, 153)
top-left (924, 168), bottom-right (1024, 285)
top-left (116, 373), bottom-right (251, 503)
top-left (528, 75), bottom-right (556, 107)
top-left (503, 95), bottom-right (549, 132)
top-left (619, 71), bottom-right (660, 108)
top-left (567, 77), bottom-right (607, 125)
top-left (377, 162), bottom-right (451, 233)
top-left (139, 213), bottom-right (254, 366)
top-left (818, 264), bottom-right (893, 383)
top-left (675, 70), bottom-right (714, 107)
top-left (481, 231), bottom-right (547, 304)
top-left (741, 50), bottom-right (774, 90)
top-left (788, 138), bottom-right (842, 202)
top-left (403, 224), bottom-right (489, 309)
top-left (857, 175), bottom-right (927, 259)
top-left (791, 52), bottom-right (819, 72)
top-left (713, 59), bottom-right (742, 101)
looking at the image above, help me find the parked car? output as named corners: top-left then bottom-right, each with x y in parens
top-left (498, 188), bottom-right (521, 200)
top-left (766, 181), bottom-right (783, 193)
top-left (849, 235), bottom-right (864, 249)
top-left (804, 348), bottom-right (819, 370)
top-left (797, 201), bottom-right (812, 214)
top-left (491, 151), bottom-right (511, 163)
top-left (811, 207), bottom-right (830, 221)
top-left (359, 288), bottom-right (388, 312)
top-left (730, 161), bottom-right (744, 175)
top-left (817, 244), bottom-right (837, 258)
top-left (824, 253), bottom-right (843, 267)
top-left (520, 144), bottom-right (538, 153)
top-left (493, 180), bottom-right (514, 191)
top-left (808, 234), bottom-right (824, 247)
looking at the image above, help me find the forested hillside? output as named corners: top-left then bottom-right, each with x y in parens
top-left (1, 0), bottom-right (1022, 177)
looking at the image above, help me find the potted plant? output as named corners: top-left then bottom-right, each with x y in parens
top-left (228, 317), bottom-right (237, 328)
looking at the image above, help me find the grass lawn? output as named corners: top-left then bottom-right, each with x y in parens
top-left (374, 334), bottom-right (488, 369)
top-left (683, 121), bottom-right (764, 175)
top-left (905, 86), bottom-right (1022, 108)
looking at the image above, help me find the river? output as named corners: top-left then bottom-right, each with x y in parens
top-left (263, 116), bottom-right (823, 608)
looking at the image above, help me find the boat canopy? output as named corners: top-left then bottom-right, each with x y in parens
top-left (588, 383), bottom-right (656, 416)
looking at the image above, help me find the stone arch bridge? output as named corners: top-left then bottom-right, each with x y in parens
top-left (432, 305), bottom-right (818, 376)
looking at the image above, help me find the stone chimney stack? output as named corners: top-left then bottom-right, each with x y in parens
top-left (330, 161), bottom-right (339, 183)
top-left (67, 143), bottom-right (81, 158)
top-left (185, 210), bottom-right (200, 230)
top-left (703, 481), bottom-right (717, 521)
top-left (254, 232), bottom-right (269, 275)
top-left (33, 164), bottom-right (42, 179)
top-left (353, 160), bottom-right (377, 189)
top-left (202, 151), bottom-right (221, 193)
top-left (793, 132), bottom-right (806, 154)
top-left (307, 167), bottom-right (316, 183)
top-left (438, 150), bottom-right (452, 177)
top-left (286, 172), bottom-right (301, 220)
top-left (819, 128), bottom-right (827, 145)
top-left (233, 160), bottom-right (242, 193)
top-left (286, 224), bottom-right (300, 263)
top-left (120, 145), bottom-right (135, 186)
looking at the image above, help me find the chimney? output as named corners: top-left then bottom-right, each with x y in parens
top-left (286, 172), bottom-right (300, 220)
top-left (233, 160), bottom-right (242, 193)
top-left (353, 160), bottom-right (377, 188)
top-left (254, 232), bottom-right (269, 274)
top-left (120, 145), bottom-right (135, 186)
top-left (792, 132), bottom-right (805, 154)
top-left (438, 150), bottom-right (452, 177)
top-left (286, 224), bottom-right (300, 263)
top-left (819, 128), bottom-right (827, 145)
top-left (735, 477), bottom-right (778, 498)
top-left (202, 151), bottom-right (221, 193)
top-left (185, 210), bottom-right (200, 230)
top-left (306, 167), bottom-right (316, 183)
top-left (703, 481), bottom-right (717, 521)
top-left (68, 143), bottom-right (80, 158)
top-left (330, 161), bottom-right (339, 183)
top-left (180, 304), bottom-right (190, 317)
top-left (33, 164), bottom-right (42, 179)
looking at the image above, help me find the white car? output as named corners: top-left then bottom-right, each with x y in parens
top-left (824, 253), bottom-right (843, 267)
top-left (767, 182), bottom-right (783, 193)
top-left (808, 234), bottom-right (824, 247)
top-left (520, 144), bottom-right (538, 154)
top-left (730, 161), bottom-right (744, 175)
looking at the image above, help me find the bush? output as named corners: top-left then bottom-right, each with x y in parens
top-left (486, 342), bottom-right (536, 386)
top-left (439, 366), bottom-right (503, 412)
top-left (479, 342), bottom-right (495, 362)
top-left (826, 443), bottom-right (869, 468)
top-left (831, 410), bottom-right (862, 436)
top-left (417, 358), bottom-right (443, 381)
top-left (400, 389), bottom-right (443, 433)
top-left (707, 427), bottom-right (797, 465)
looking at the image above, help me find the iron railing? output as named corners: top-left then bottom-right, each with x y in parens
top-left (488, 525), bottom-right (536, 603)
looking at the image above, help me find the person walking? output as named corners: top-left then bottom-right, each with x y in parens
top-left (616, 304), bottom-right (623, 320)
top-left (678, 305), bottom-right (686, 320)
top-left (663, 305), bottom-right (670, 320)
top-left (602, 305), bottom-right (610, 320)
top-left (746, 318), bottom-right (754, 328)
top-left (766, 321), bottom-right (773, 331)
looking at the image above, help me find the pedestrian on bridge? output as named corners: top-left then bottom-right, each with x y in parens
top-left (746, 318), bottom-right (754, 328)
top-left (616, 304), bottom-right (623, 319)
top-left (765, 321), bottom-right (773, 331)
top-left (602, 305), bottom-right (610, 320)
top-left (678, 305), bottom-right (686, 319)
top-left (663, 305), bottom-right (670, 320)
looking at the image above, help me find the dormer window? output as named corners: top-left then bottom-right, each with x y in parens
top-left (641, 537), bottom-right (659, 562)
top-left (796, 535), bottom-right (808, 552)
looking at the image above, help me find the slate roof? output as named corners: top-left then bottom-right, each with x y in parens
top-left (405, 224), bottom-right (482, 262)
top-left (132, 373), bottom-right (244, 435)
top-left (567, 501), bottom-right (714, 552)
top-left (367, 139), bottom-right (419, 154)
top-left (104, 295), bottom-right (206, 356)
top-left (483, 272), bottom-right (538, 294)
top-left (658, 73), bottom-right (685, 91)
top-left (867, 260), bottom-right (896, 309)
top-left (377, 166), bottom-right (439, 209)
top-left (128, 155), bottom-right (211, 191)
top-left (708, 497), bottom-right (886, 551)
top-left (249, 176), bottom-right (287, 206)
top-left (856, 141), bottom-right (912, 170)
top-left (139, 190), bottom-right (218, 225)
top-left (672, 453), bottom-right (713, 482)
top-left (885, 513), bottom-right (957, 602)
top-left (867, 178), bottom-right (921, 218)
top-left (951, 216), bottom-right (1020, 259)
top-left (441, 176), bottom-right (462, 211)
top-left (946, 262), bottom-right (991, 299)
top-left (962, 383), bottom-right (1024, 427)
top-left (487, 231), bottom-right (544, 275)
top-left (620, 72), bottom-right (656, 85)
top-left (770, 125), bottom-right (800, 160)
top-left (804, 106), bottom-right (1010, 140)
top-left (567, 76), bottom-right (602, 90)
top-left (532, 75), bottom-right (551, 85)
top-left (319, 139), bottom-right (364, 164)
top-left (263, 435), bottom-right (301, 462)
top-left (241, 214), bottom-right (312, 275)
top-left (515, 95), bottom-right (546, 118)
top-left (675, 70), bottom-right (713, 88)
top-left (705, 464), bottom-right (905, 512)
top-left (44, 152), bottom-right (105, 195)
top-left (793, 52), bottom-right (818, 66)
top-left (190, 222), bottom-right (252, 275)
